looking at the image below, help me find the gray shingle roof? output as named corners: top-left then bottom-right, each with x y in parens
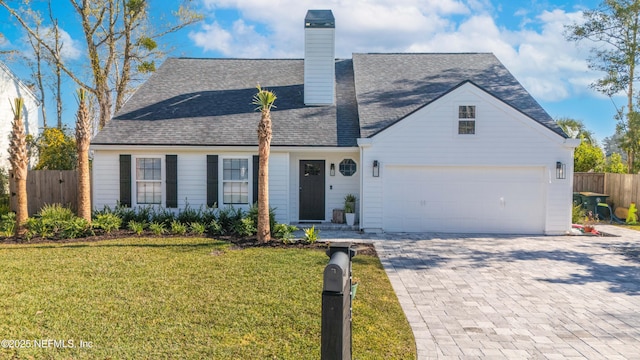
top-left (92, 58), bottom-right (360, 147)
top-left (353, 53), bottom-right (566, 138)
top-left (92, 53), bottom-right (566, 147)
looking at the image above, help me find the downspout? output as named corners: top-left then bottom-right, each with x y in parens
top-left (357, 138), bottom-right (373, 232)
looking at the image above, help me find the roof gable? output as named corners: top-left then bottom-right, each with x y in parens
top-left (352, 53), bottom-right (566, 138)
top-left (0, 61), bottom-right (39, 103)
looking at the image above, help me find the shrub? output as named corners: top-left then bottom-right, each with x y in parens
top-left (93, 213), bottom-right (122, 234)
top-left (0, 201), bottom-right (10, 217)
top-left (132, 206), bottom-right (152, 224)
top-left (272, 223), bottom-right (298, 242)
top-left (0, 212), bottom-right (15, 237)
top-left (232, 217), bottom-right (256, 237)
top-left (190, 222), bottom-right (206, 236)
top-left (39, 203), bottom-right (75, 222)
top-left (128, 220), bottom-right (145, 236)
top-left (150, 207), bottom-right (175, 226)
top-left (201, 206), bottom-right (217, 225)
top-left (149, 222), bottom-right (166, 236)
top-left (98, 204), bottom-right (137, 228)
top-left (208, 219), bottom-right (223, 236)
top-left (177, 202), bottom-right (202, 224)
top-left (62, 217), bottom-right (92, 239)
top-left (247, 203), bottom-right (276, 234)
top-left (170, 220), bottom-right (187, 235)
top-left (217, 206), bottom-right (244, 234)
top-left (572, 203), bottom-right (586, 224)
top-left (25, 217), bottom-right (56, 240)
top-left (25, 204), bottom-right (85, 240)
top-left (303, 225), bottom-right (319, 243)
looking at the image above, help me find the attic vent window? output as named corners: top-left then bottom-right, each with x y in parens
top-left (458, 105), bottom-right (476, 135)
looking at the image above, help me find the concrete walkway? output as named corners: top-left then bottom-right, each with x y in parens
top-left (322, 226), bottom-right (640, 359)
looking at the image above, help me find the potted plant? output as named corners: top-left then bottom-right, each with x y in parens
top-left (583, 210), bottom-right (597, 233)
top-left (344, 194), bottom-right (356, 226)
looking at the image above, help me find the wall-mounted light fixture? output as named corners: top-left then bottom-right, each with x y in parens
top-left (556, 161), bottom-right (566, 179)
top-left (373, 160), bottom-right (380, 177)
top-left (330, 163), bottom-right (335, 176)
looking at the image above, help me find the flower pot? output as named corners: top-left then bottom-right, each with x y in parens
top-left (345, 213), bottom-right (355, 226)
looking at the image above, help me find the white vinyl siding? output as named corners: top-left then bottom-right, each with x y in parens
top-left (304, 28), bottom-right (335, 105)
top-left (0, 64), bottom-right (40, 170)
top-left (360, 82), bottom-right (575, 234)
top-left (91, 149), bottom-right (292, 224)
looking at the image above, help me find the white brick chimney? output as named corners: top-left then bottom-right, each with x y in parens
top-left (304, 10), bottom-right (335, 105)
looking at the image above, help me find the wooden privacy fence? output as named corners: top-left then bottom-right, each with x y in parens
top-left (10, 170), bottom-right (78, 216)
top-left (574, 172), bottom-right (640, 210)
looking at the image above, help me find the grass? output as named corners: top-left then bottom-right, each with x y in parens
top-left (0, 237), bottom-right (415, 359)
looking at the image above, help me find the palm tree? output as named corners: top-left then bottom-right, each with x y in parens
top-left (556, 117), bottom-right (596, 145)
top-left (252, 85), bottom-right (277, 243)
top-left (8, 98), bottom-right (29, 237)
top-left (76, 88), bottom-right (92, 222)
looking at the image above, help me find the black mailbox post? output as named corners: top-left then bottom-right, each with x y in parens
top-left (322, 242), bottom-right (357, 360)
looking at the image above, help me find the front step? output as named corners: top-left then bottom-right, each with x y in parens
top-left (293, 222), bottom-right (359, 231)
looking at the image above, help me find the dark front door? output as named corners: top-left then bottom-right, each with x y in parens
top-left (299, 160), bottom-right (325, 221)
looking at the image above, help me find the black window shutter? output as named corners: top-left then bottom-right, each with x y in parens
top-left (119, 155), bottom-right (132, 207)
top-left (206, 155), bottom-right (218, 207)
top-left (253, 155), bottom-right (259, 205)
top-left (166, 155), bottom-right (178, 208)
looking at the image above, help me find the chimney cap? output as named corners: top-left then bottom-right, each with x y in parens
top-left (305, 10), bottom-right (335, 28)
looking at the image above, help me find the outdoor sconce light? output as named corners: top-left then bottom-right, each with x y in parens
top-left (556, 161), bottom-right (566, 179)
top-left (373, 160), bottom-right (380, 177)
top-left (330, 163), bottom-right (335, 176)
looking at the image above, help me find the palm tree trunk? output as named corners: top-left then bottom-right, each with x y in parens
top-left (257, 109), bottom-right (272, 243)
top-left (9, 98), bottom-right (28, 237)
top-left (77, 149), bottom-right (91, 222)
top-left (14, 172), bottom-right (28, 237)
top-left (76, 89), bottom-right (92, 222)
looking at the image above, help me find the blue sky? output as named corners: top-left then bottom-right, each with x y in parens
top-left (0, 0), bottom-right (622, 143)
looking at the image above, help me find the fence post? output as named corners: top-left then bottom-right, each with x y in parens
top-left (321, 242), bottom-right (357, 360)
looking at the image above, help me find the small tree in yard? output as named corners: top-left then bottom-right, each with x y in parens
top-left (76, 88), bottom-right (91, 223)
top-left (8, 98), bottom-right (29, 237)
top-left (253, 85), bottom-right (277, 243)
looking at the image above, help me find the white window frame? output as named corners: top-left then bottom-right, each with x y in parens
top-left (457, 105), bottom-right (477, 135)
top-left (220, 156), bottom-right (251, 206)
top-left (133, 155), bottom-right (164, 206)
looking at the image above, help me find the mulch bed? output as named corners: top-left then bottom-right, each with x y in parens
top-left (0, 230), bottom-right (378, 256)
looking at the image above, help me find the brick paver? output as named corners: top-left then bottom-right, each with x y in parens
top-left (370, 226), bottom-right (640, 359)
top-left (319, 225), bottom-right (640, 359)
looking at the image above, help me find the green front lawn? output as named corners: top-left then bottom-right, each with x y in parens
top-left (0, 237), bottom-right (415, 359)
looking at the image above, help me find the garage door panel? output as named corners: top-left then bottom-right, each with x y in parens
top-left (383, 166), bottom-right (545, 233)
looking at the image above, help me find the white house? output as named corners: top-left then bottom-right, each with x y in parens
top-left (0, 62), bottom-right (40, 170)
top-left (90, 10), bottom-right (579, 235)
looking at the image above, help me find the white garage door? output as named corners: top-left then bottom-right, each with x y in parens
top-left (383, 166), bottom-right (546, 233)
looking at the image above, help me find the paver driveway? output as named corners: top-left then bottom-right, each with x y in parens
top-left (372, 225), bottom-right (640, 359)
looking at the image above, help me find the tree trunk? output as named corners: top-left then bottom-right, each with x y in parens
top-left (97, 84), bottom-right (112, 129)
top-left (257, 110), bottom-right (272, 243)
top-left (77, 149), bottom-right (91, 222)
top-left (13, 174), bottom-right (28, 237)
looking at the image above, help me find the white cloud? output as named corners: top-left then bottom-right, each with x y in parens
top-left (55, 27), bottom-right (82, 61)
top-left (189, 19), bottom-right (270, 57)
top-left (20, 26), bottom-right (83, 61)
top-left (191, 0), bottom-right (598, 102)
